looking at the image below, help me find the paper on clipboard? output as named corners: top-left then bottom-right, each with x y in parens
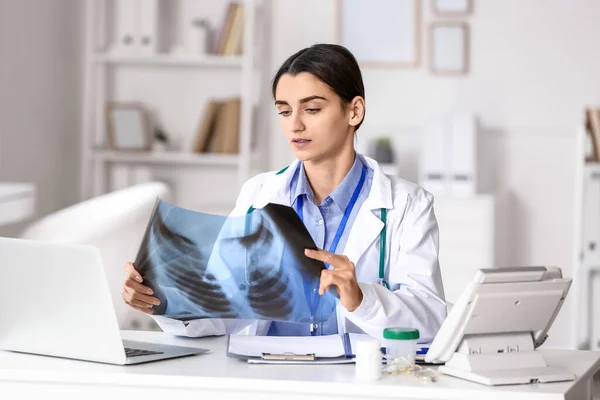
top-left (226, 333), bottom-right (373, 364)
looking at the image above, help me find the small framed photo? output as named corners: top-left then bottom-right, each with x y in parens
top-left (432, 0), bottom-right (472, 16)
top-left (429, 22), bottom-right (469, 75)
top-left (105, 102), bottom-right (153, 151)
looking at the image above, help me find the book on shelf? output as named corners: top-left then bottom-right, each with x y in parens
top-left (211, 98), bottom-right (241, 154)
top-left (213, 2), bottom-right (244, 55)
top-left (222, 3), bottom-right (244, 55)
top-left (586, 107), bottom-right (600, 163)
top-left (192, 100), bottom-right (223, 153)
top-left (192, 97), bottom-right (241, 154)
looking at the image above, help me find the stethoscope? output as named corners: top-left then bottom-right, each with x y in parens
top-left (245, 165), bottom-right (390, 290)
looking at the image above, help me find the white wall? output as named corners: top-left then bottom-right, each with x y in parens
top-left (0, 0), bottom-right (83, 236)
top-left (269, 0), bottom-right (600, 348)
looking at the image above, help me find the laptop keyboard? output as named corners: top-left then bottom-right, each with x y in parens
top-left (124, 347), bottom-right (164, 358)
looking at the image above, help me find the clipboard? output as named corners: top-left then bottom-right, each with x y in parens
top-left (262, 353), bottom-right (316, 361)
top-left (248, 357), bottom-right (356, 365)
top-left (226, 333), bottom-right (366, 364)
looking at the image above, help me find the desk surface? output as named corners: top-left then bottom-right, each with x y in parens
top-left (1, 330), bottom-right (599, 400)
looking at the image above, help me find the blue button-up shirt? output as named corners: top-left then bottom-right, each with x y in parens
top-left (267, 155), bottom-right (374, 336)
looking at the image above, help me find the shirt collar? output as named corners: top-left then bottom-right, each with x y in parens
top-left (290, 154), bottom-right (364, 212)
top-left (328, 154), bottom-right (364, 212)
top-left (290, 162), bottom-right (316, 206)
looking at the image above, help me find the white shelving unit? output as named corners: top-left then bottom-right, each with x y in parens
top-left (94, 53), bottom-right (245, 68)
top-left (92, 151), bottom-right (241, 166)
top-left (433, 194), bottom-right (495, 305)
top-left (80, 0), bottom-right (268, 210)
top-left (572, 123), bottom-right (600, 351)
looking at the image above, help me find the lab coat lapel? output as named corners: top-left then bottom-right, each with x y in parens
top-left (252, 160), bottom-right (300, 208)
top-left (343, 156), bottom-right (393, 264)
top-left (343, 204), bottom-right (383, 264)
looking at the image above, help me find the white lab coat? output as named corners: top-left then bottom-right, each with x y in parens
top-left (152, 155), bottom-right (446, 342)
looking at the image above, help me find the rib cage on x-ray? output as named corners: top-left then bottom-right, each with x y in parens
top-left (225, 216), bottom-right (296, 319)
top-left (134, 200), bottom-right (336, 323)
top-left (135, 203), bottom-right (237, 319)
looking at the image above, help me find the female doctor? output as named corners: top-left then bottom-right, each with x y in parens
top-left (122, 44), bottom-right (446, 342)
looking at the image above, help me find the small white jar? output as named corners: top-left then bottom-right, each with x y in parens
top-left (382, 328), bottom-right (419, 368)
top-left (354, 339), bottom-right (382, 382)
top-left (188, 19), bottom-right (209, 54)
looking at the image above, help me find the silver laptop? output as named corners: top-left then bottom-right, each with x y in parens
top-left (0, 237), bottom-right (208, 365)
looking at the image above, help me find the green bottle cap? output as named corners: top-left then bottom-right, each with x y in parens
top-left (383, 327), bottom-right (420, 340)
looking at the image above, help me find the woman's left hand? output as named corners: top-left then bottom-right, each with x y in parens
top-left (304, 248), bottom-right (363, 312)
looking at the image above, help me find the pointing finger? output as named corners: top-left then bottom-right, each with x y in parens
top-left (305, 248), bottom-right (340, 265)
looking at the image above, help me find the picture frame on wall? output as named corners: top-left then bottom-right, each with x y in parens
top-left (429, 22), bottom-right (469, 75)
top-left (432, 0), bottom-right (472, 16)
top-left (105, 102), bottom-right (153, 151)
top-left (335, 0), bottom-right (421, 68)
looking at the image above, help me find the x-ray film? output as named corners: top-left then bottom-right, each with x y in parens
top-left (134, 199), bottom-right (338, 324)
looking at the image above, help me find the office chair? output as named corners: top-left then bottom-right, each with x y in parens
top-left (20, 181), bottom-right (171, 330)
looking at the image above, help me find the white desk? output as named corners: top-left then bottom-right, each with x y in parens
top-left (0, 182), bottom-right (35, 226)
top-left (0, 331), bottom-right (598, 400)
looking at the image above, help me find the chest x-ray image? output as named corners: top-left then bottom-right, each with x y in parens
top-left (134, 200), bottom-right (338, 324)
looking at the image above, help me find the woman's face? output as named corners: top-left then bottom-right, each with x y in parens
top-left (275, 72), bottom-right (356, 163)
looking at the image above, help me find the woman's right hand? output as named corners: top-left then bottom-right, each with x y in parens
top-left (122, 262), bottom-right (160, 314)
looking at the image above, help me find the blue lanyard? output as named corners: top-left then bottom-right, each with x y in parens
top-left (295, 164), bottom-right (367, 268)
top-left (295, 164), bottom-right (366, 333)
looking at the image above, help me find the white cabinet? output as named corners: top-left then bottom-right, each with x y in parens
top-left (434, 195), bottom-right (495, 305)
top-left (80, 0), bottom-right (268, 212)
